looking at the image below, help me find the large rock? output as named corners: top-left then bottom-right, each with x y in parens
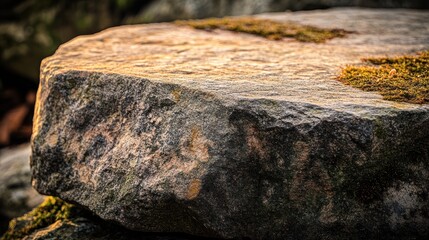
top-left (31, 8), bottom-right (429, 239)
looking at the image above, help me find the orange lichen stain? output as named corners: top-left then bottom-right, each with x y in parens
top-left (187, 179), bottom-right (202, 200)
top-left (163, 153), bottom-right (199, 174)
top-left (186, 127), bottom-right (210, 162)
top-left (171, 88), bottom-right (181, 102)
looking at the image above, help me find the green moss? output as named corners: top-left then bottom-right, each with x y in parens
top-left (175, 17), bottom-right (351, 43)
top-left (338, 51), bottom-right (429, 104)
top-left (1, 197), bottom-right (75, 240)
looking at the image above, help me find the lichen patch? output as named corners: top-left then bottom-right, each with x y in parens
top-left (175, 17), bottom-right (351, 43)
top-left (186, 179), bottom-right (202, 200)
top-left (1, 197), bottom-right (75, 240)
top-left (171, 88), bottom-right (181, 102)
top-left (338, 50), bottom-right (429, 104)
top-left (182, 127), bottom-right (211, 162)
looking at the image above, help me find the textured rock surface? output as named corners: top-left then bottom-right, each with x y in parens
top-left (0, 144), bottom-right (43, 232)
top-left (32, 8), bottom-right (429, 239)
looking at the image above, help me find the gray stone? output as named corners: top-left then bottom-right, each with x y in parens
top-left (0, 144), bottom-right (43, 220)
top-left (31, 8), bottom-right (429, 239)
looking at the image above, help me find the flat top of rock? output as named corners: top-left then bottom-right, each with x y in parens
top-left (42, 8), bottom-right (429, 115)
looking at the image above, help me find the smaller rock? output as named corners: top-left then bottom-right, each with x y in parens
top-left (0, 144), bottom-right (44, 231)
top-left (1, 197), bottom-right (219, 240)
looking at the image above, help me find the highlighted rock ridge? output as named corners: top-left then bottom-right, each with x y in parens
top-left (31, 8), bottom-right (429, 239)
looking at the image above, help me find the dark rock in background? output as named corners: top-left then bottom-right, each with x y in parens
top-left (131, 0), bottom-right (429, 23)
top-left (0, 68), bottom-right (37, 147)
top-left (0, 0), bottom-right (126, 80)
top-left (0, 144), bottom-right (44, 234)
top-left (1, 197), bottom-right (215, 240)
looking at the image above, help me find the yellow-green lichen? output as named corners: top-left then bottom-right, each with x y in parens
top-left (1, 197), bottom-right (75, 240)
top-left (175, 17), bottom-right (351, 43)
top-left (338, 51), bottom-right (429, 104)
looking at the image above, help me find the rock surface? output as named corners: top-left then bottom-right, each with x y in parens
top-left (32, 8), bottom-right (429, 239)
top-left (0, 144), bottom-right (44, 233)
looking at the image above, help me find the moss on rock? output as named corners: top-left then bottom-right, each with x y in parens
top-left (338, 50), bottom-right (429, 104)
top-left (1, 197), bottom-right (75, 240)
top-left (175, 17), bottom-right (351, 43)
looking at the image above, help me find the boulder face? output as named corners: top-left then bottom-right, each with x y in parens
top-left (31, 8), bottom-right (429, 239)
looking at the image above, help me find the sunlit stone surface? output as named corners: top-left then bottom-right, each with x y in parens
top-left (32, 8), bottom-right (429, 239)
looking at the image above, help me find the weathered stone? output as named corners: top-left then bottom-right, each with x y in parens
top-left (0, 144), bottom-right (44, 232)
top-left (31, 8), bottom-right (429, 239)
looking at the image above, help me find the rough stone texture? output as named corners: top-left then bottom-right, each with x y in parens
top-left (0, 144), bottom-right (44, 230)
top-left (32, 8), bottom-right (429, 239)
